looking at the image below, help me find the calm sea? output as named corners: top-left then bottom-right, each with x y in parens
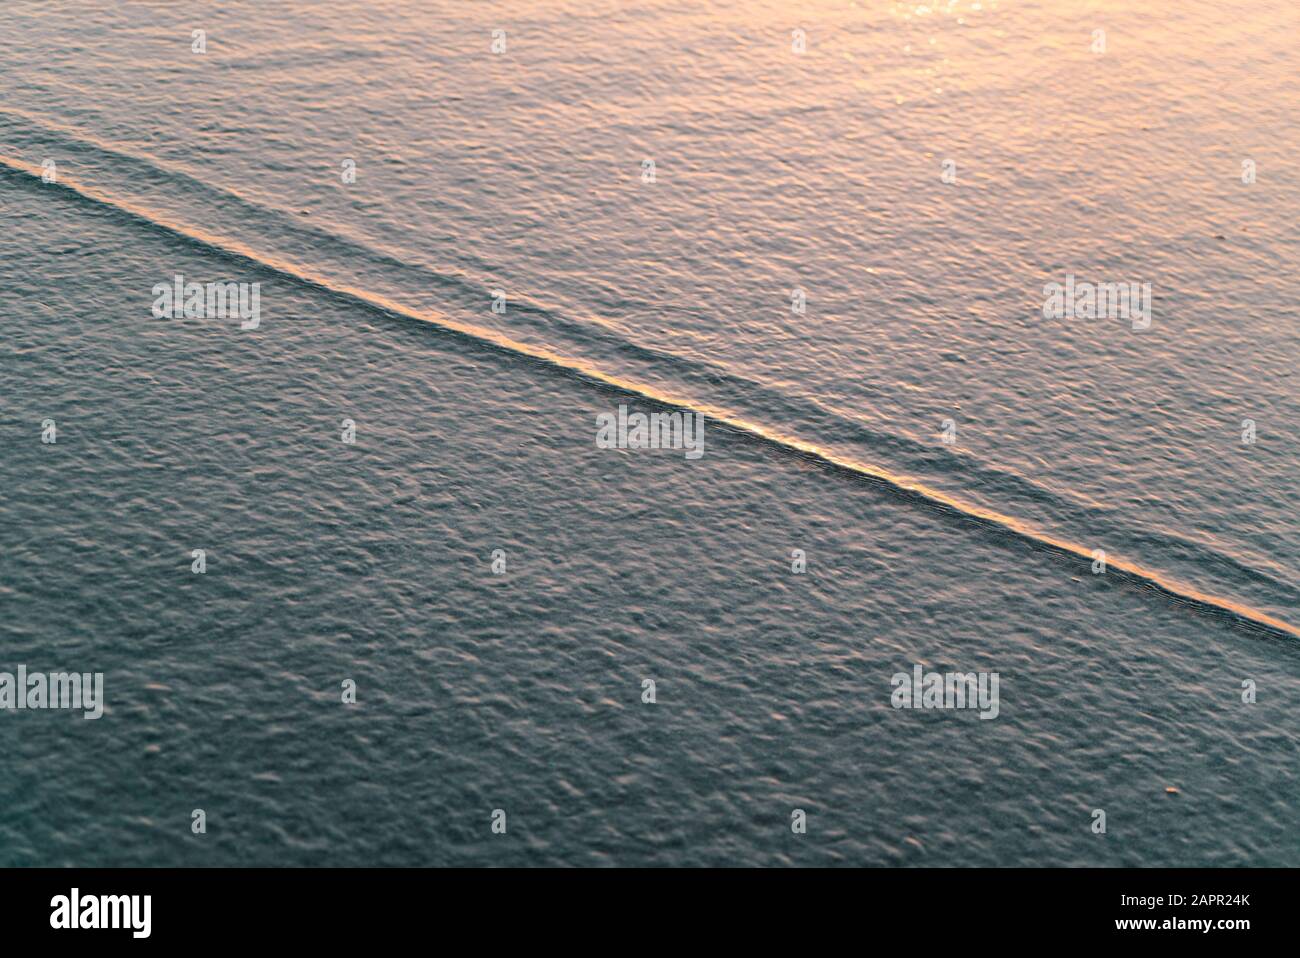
top-left (1, 0), bottom-right (1296, 866)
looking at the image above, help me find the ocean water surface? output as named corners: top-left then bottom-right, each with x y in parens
top-left (1, 0), bottom-right (1297, 866)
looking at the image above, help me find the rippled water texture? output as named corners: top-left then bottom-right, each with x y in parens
top-left (0, 1), bottom-right (1296, 866)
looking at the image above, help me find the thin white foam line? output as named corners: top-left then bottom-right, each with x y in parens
top-left (5, 152), bottom-right (1296, 639)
